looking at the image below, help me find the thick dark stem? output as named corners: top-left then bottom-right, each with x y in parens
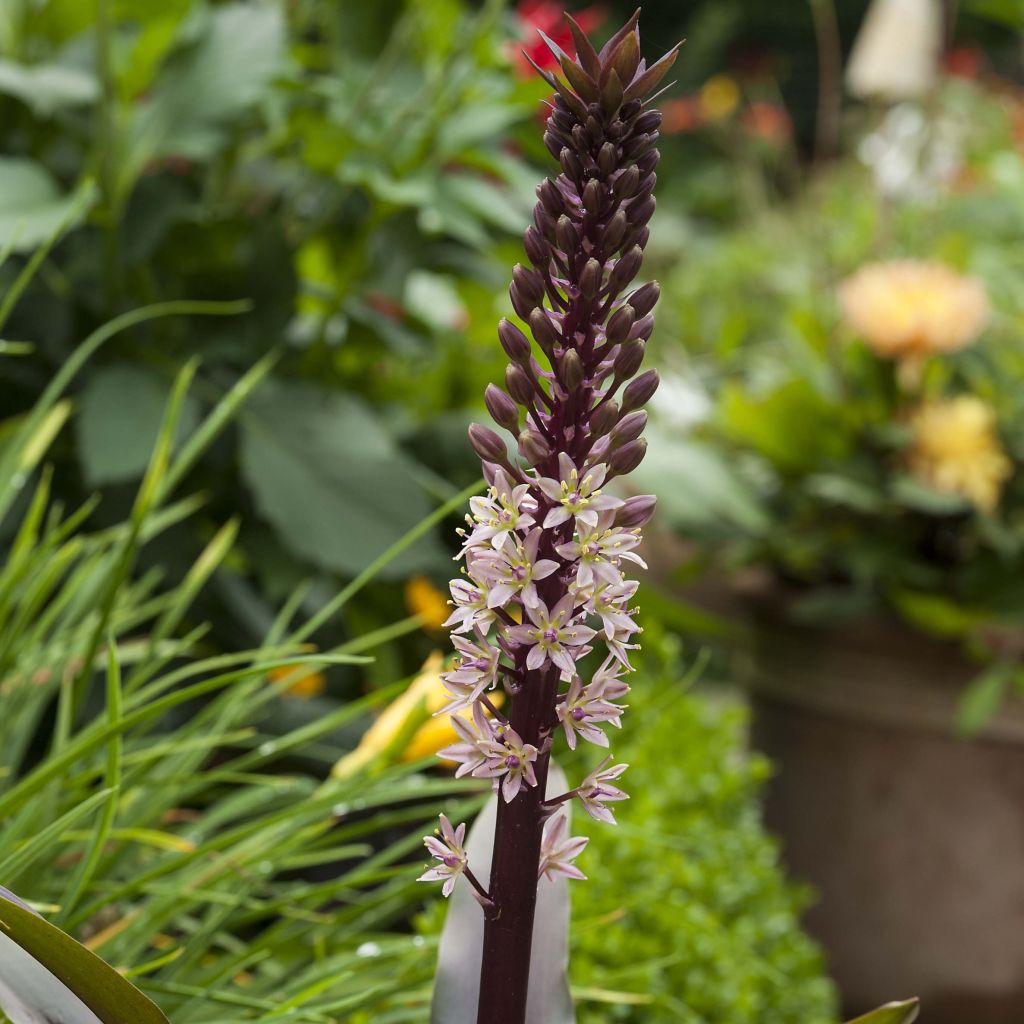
top-left (476, 662), bottom-right (556, 1023)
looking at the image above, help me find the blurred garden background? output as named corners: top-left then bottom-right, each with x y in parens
top-left (2, 0), bottom-right (1024, 1020)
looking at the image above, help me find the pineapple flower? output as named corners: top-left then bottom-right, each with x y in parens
top-left (444, 575), bottom-right (497, 634)
top-left (577, 757), bottom-right (630, 824)
top-left (438, 629), bottom-right (501, 714)
top-left (474, 726), bottom-right (540, 802)
top-left (506, 595), bottom-right (598, 675)
top-left (556, 668), bottom-right (628, 750)
top-left (419, 814), bottom-right (469, 897)
top-left (471, 529), bottom-right (560, 609)
top-left (556, 518), bottom-right (646, 589)
top-left (537, 453), bottom-right (623, 530)
top-left (907, 395), bottom-right (1013, 512)
top-left (458, 468), bottom-right (538, 553)
top-left (418, 10), bottom-right (674, 958)
top-left (538, 813), bottom-right (589, 882)
top-left (838, 260), bottom-right (989, 363)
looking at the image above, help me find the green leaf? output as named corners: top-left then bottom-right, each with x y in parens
top-left (719, 378), bottom-right (851, 473)
top-left (844, 998), bottom-right (920, 1024)
top-left (889, 588), bottom-right (984, 638)
top-left (890, 475), bottom-right (971, 516)
top-left (0, 59), bottom-right (98, 115)
top-left (124, 2), bottom-right (285, 181)
top-left (77, 365), bottom-right (201, 486)
top-left (955, 661), bottom-right (1013, 737)
top-left (0, 891), bottom-right (169, 1023)
top-left (239, 379), bottom-right (445, 579)
top-left (0, 159), bottom-right (94, 254)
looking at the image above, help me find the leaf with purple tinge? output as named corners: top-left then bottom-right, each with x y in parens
top-left (430, 764), bottom-right (575, 1024)
top-left (845, 999), bottom-right (920, 1024)
top-left (0, 887), bottom-right (169, 1024)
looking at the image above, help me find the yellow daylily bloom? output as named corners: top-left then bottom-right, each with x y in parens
top-left (405, 575), bottom-right (450, 632)
top-left (332, 651), bottom-right (504, 778)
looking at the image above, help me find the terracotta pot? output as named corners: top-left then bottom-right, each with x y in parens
top-left (746, 611), bottom-right (1024, 1023)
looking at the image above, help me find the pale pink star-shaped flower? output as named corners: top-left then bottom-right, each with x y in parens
top-left (475, 726), bottom-right (539, 802)
top-left (577, 757), bottom-right (629, 824)
top-left (536, 453), bottom-right (623, 531)
top-left (439, 629), bottom-right (501, 713)
top-left (506, 594), bottom-right (596, 675)
top-left (418, 814), bottom-right (468, 897)
top-left (473, 529), bottom-right (559, 610)
top-left (556, 674), bottom-right (627, 750)
top-left (538, 813), bottom-right (589, 882)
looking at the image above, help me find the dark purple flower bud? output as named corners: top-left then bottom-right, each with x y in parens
top-left (614, 339), bottom-right (645, 379)
top-left (498, 318), bottom-right (531, 363)
top-left (629, 194), bottom-right (656, 227)
top-left (633, 110), bottom-right (663, 135)
top-left (582, 178), bottom-right (603, 214)
top-left (560, 147), bottom-right (583, 181)
top-left (518, 428), bottom-right (552, 466)
top-left (579, 257), bottom-right (603, 299)
top-left (621, 368), bottom-right (660, 412)
top-left (607, 118), bottom-right (625, 140)
top-left (637, 172), bottom-right (657, 197)
top-left (469, 423), bottom-right (509, 464)
top-left (513, 264), bottom-right (544, 304)
top-left (560, 348), bottom-right (585, 390)
top-left (529, 308), bottom-right (562, 353)
top-left (607, 437), bottom-right (647, 477)
top-left (556, 215), bottom-right (578, 256)
top-left (611, 409), bottom-right (647, 445)
top-left (620, 99), bottom-right (643, 121)
top-left (613, 165), bottom-right (640, 199)
top-left (534, 205), bottom-right (556, 239)
top-left (589, 399), bottom-right (620, 437)
top-left (598, 142), bottom-right (618, 176)
top-left (485, 384), bottom-right (520, 431)
top-left (572, 124), bottom-right (590, 151)
top-left (510, 280), bottom-right (539, 321)
top-left (628, 313), bottom-right (655, 342)
top-left (616, 493), bottom-right (657, 528)
top-left (638, 149), bottom-right (660, 174)
top-left (524, 226), bottom-right (548, 267)
top-left (606, 304), bottom-right (635, 344)
top-left (628, 281), bottom-right (660, 318)
top-left (585, 113), bottom-right (603, 138)
top-left (626, 225), bottom-right (651, 251)
top-left (537, 179), bottom-right (563, 216)
top-left (603, 209), bottom-right (628, 250)
top-left (589, 436), bottom-right (611, 462)
top-left (505, 363), bottom-right (536, 405)
top-left (543, 131), bottom-right (563, 160)
top-left (623, 133), bottom-right (654, 159)
top-left (607, 245), bottom-right (643, 295)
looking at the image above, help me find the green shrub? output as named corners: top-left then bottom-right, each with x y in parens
top-left (571, 637), bottom-right (837, 1024)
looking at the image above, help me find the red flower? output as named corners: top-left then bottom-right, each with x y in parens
top-left (741, 102), bottom-right (791, 144)
top-left (512, 1), bottom-right (606, 77)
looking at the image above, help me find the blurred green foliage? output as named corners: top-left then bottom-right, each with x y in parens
top-left (570, 632), bottom-right (836, 1023)
top-left (638, 74), bottom-right (1024, 724)
top-left (0, 0), bottom-right (547, 648)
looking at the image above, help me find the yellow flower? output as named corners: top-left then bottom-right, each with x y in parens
top-left (268, 648), bottom-right (326, 698)
top-left (908, 396), bottom-right (1012, 512)
top-left (839, 261), bottom-right (989, 361)
top-left (331, 652), bottom-right (504, 778)
top-left (405, 575), bottom-right (450, 632)
top-left (698, 75), bottom-right (740, 121)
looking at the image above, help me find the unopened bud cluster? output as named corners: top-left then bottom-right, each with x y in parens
top-left (421, 10), bottom-right (674, 907)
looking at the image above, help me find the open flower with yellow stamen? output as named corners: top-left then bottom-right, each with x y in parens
top-left (907, 396), bottom-right (1012, 512)
top-left (838, 260), bottom-right (989, 363)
